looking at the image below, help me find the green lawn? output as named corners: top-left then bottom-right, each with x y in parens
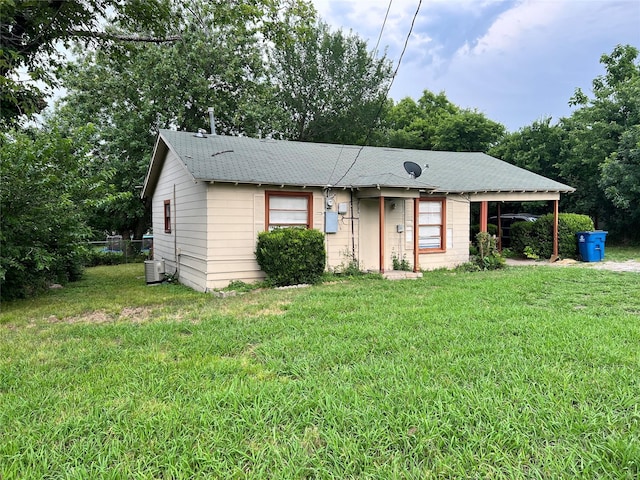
top-left (1, 263), bottom-right (639, 479)
top-left (605, 245), bottom-right (640, 262)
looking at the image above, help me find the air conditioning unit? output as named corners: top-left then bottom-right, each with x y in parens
top-left (144, 260), bottom-right (165, 284)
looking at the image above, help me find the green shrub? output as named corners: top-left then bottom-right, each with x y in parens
top-left (469, 232), bottom-right (505, 270)
top-left (392, 253), bottom-right (412, 271)
top-left (85, 249), bottom-right (126, 267)
top-left (338, 258), bottom-right (364, 277)
top-left (52, 245), bottom-right (88, 282)
top-left (255, 228), bottom-right (326, 287)
top-left (510, 221), bottom-right (536, 256)
top-left (470, 223), bottom-right (498, 240)
top-left (0, 127), bottom-right (93, 300)
top-left (510, 213), bottom-right (594, 259)
top-left (455, 261), bottom-right (481, 272)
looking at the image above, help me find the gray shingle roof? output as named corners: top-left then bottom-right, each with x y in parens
top-left (149, 129), bottom-right (574, 194)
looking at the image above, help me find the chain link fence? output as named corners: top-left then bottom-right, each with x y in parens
top-left (85, 235), bottom-right (153, 266)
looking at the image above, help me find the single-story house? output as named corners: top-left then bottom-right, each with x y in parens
top-left (141, 129), bottom-right (574, 292)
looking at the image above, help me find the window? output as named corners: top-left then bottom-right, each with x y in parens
top-left (164, 200), bottom-right (171, 233)
top-left (418, 198), bottom-right (446, 251)
top-left (266, 191), bottom-right (312, 230)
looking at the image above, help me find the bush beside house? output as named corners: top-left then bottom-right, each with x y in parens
top-left (256, 228), bottom-right (326, 287)
top-left (510, 213), bottom-right (594, 259)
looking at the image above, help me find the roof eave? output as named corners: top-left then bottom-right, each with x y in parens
top-left (202, 179), bottom-right (332, 189)
top-left (201, 178), bottom-right (439, 191)
top-left (431, 188), bottom-right (575, 194)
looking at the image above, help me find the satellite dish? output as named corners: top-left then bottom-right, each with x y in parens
top-left (404, 161), bottom-right (422, 179)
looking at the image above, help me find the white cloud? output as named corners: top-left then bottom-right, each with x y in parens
top-left (311, 0), bottom-right (640, 130)
top-left (462, 0), bottom-right (565, 56)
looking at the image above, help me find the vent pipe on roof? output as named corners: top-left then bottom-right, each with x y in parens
top-left (208, 107), bottom-right (216, 135)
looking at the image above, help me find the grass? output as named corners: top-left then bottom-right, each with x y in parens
top-left (1, 262), bottom-right (640, 478)
top-left (604, 245), bottom-right (640, 262)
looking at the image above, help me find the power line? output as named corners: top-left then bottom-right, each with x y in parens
top-left (326, 0), bottom-right (393, 186)
top-left (373, 0), bottom-right (394, 56)
top-left (332, 0), bottom-right (423, 187)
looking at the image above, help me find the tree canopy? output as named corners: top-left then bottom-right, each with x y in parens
top-left (489, 117), bottom-right (565, 174)
top-left (491, 44), bottom-right (640, 240)
top-left (376, 90), bottom-right (505, 152)
top-left (55, 0), bottom-right (316, 239)
top-left (269, 20), bottom-right (393, 144)
top-left (561, 45), bottom-right (640, 233)
top-left (0, 0), bottom-right (181, 127)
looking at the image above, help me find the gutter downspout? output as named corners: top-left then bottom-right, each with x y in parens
top-left (174, 184), bottom-right (180, 279)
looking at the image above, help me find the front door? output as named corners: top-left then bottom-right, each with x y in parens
top-left (358, 198), bottom-right (380, 271)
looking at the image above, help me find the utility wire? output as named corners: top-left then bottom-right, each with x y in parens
top-left (332, 0), bottom-right (423, 187)
top-left (373, 0), bottom-right (394, 56)
top-left (326, 0), bottom-right (393, 187)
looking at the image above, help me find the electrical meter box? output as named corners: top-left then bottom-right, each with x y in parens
top-left (325, 211), bottom-right (339, 233)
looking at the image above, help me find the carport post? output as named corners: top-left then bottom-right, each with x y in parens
top-left (479, 201), bottom-right (488, 232)
top-left (379, 196), bottom-right (385, 273)
top-left (413, 199), bottom-right (419, 272)
top-left (497, 203), bottom-right (502, 250)
top-left (551, 199), bottom-right (559, 261)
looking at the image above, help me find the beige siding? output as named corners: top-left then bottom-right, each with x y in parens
top-left (355, 195), bottom-right (470, 273)
top-left (205, 185), bottom-right (262, 289)
top-left (156, 175), bottom-right (472, 290)
top-left (470, 192), bottom-right (560, 202)
top-left (324, 191), bottom-right (357, 272)
top-left (151, 150), bottom-right (208, 292)
top-left (417, 196), bottom-right (470, 270)
top-left (204, 185), bottom-right (328, 290)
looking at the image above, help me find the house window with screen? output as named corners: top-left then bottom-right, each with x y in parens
top-left (419, 198), bottom-right (446, 251)
top-left (164, 200), bottom-right (171, 233)
top-left (266, 191), bottom-right (312, 230)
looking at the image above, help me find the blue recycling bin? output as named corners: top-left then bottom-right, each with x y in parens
top-left (576, 231), bottom-right (607, 262)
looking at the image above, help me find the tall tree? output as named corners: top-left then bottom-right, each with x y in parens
top-left (55, 0), bottom-right (315, 238)
top-left (270, 20), bottom-right (393, 144)
top-left (599, 125), bottom-right (640, 238)
top-left (491, 45), bottom-right (640, 238)
top-left (0, 0), bottom-right (179, 127)
top-left (433, 109), bottom-right (505, 152)
top-left (489, 117), bottom-right (574, 213)
top-left (559, 44), bottom-right (640, 234)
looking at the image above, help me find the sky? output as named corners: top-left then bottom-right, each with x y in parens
top-left (311, 0), bottom-right (640, 132)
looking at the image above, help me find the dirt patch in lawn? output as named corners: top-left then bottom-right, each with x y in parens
top-left (218, 296), bottom-right (292, 319)
top-left (118, 307), bottom-right (152, 323)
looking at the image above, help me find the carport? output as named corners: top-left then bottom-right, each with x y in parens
top-left (476, 193), bottom-right (565, 260)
